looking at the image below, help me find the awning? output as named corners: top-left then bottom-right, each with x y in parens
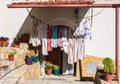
top-left (7, 1), bottom-right (120, 8)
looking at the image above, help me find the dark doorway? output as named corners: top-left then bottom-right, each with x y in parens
top-left (46, 47), bottom-right (63, 74)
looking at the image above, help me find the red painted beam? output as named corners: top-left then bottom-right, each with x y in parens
top-left (7, 2), bottom-right (120, 8)
top-left (116, 6), bottom-right (119, 83)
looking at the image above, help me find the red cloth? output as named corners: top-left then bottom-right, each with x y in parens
top-left (58, 27), bottom-right (62, 47)
top-left (47, 26), bottom-right (52, 51)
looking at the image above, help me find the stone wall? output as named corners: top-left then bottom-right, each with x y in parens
top-left (81, 55), bottom-right (117, 81)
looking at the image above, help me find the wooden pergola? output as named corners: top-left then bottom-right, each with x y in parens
top-left (7, 1), bottom-right (120, 83)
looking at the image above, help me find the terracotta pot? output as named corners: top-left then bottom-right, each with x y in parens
top-left (2, 41), bottom-right (8, 47)
top-left (0, 41), bottom-right (3, 47)
top-left (8, 55), bottom-right (14, 61)
top-left (105, 73), bottom-right (113, 82)
top-left (46, 69), bottom-right (53, 75)
top-left (14, 44), bottom-right (19, 48)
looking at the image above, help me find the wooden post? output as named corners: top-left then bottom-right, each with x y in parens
top-left (115, 6), bottom-right (119, 83)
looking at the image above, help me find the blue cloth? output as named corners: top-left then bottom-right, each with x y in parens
top-left (52, 26), bottom-right (58, 48)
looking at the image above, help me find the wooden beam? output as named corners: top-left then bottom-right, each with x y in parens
top-left (7, 2), bottom-right (120, 8)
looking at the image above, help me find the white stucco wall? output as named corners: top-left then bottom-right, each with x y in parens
top-left (0, 1), bottom-right (29, 45)
top-left (85, 8), bottom-right (116, 59)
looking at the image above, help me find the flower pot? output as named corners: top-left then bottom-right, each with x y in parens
top-left (25, 57), bottom-right (33, 65)
top-left (3, 41), bottom-right (8, 47)
top-left (105, 73), bottom-right (113, 82)
top-left (14, 43), bottom-right (19, 48)
top-left (46, 69), bottom-right (52, 75)
top-left (14, 44), bottom-right (19, 48)
top-left (8, 55), bottom-right (14, 61)
top-left (53, 69), bottom-right (59, 76)
top-left (2, 41), bottom-right (8, 47)
top-left (33, 56), bottom-right (38, 63)
top-left (0, 41), bottom-right (3, 47)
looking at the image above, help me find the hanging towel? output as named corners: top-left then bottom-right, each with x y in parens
top-left (29, 36), bottom-right (41, 47)
top-left (29, 21), bottom-right (41, 47)
top-left (51, 26), bottom-right (58, 48)
top-left (42, 23), bottom-right (48, 55)
top-left (67, 29), bottom-right (75, 64)
top-left (73, 19), bottom-right (92, 61)
top-left (73, 25), bottom-right (85, 62)
top-left (47, 25), bottom-right (52, 51)
top-left (58, 27), bottom-right (62, 47)
top-left (61, 27), bottom-right (68, 54)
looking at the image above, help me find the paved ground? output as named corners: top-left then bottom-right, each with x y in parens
top-left (23, 75), bottom-right (95, 84)
top-left (23, 79), bottom-right (94, 84)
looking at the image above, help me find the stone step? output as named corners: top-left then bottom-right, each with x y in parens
top-left (0, 62), bottom-right (40, 84)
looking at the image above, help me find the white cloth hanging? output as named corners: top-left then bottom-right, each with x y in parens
top-left (67, 29), bottom-right (74, 64)
top-left (73, 25), bottom-right (84, 62)
top-left (71, 19), bottom-right (91, 63)
top-left (29, 37), bottom-right (41, 46)
top-left (29, 21), bottom-right (42, 47)
top-left (68, 37), bottom-right (74, 64)
top-left (61, 28), bottom-right (68, 54)
top-left (41, 23), bottom-right (48, 55)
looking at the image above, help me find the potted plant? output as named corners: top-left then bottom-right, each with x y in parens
top-left (21, 33), bottom-right (30, 43)
top-left (0, 36), bottom-right (9, 47)
top-left (0, 37), bottom-right (3, 47)
top-left (33, 50), bottom-right (39, 63)
top-left (45, 62), bottom-right (53, 75)
top-left (53, 65), bottom-right (60, 76)
top-left (2, 37), bottom-right (9, 47)
top-left (25, 49), bottom-right (35, 65)
top-left (13, 36), bottom-right (21, 48)
top-left (7, 49), bottom-right (17, 61)
top-left (103, 57), bottom-right (115, 82)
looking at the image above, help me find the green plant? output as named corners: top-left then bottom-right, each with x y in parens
top-left (54, 65), bottom-right (60, 70)
top-left (0, 36), bottom-right (9, 41)
top-left (26, 49), bottom-right (35, 57)
top-left (13, 36), bottom-right (20, 44)
top-left (103, 57), bottom-right (115, 74)
top-left (45, 62), bottom-right (53, 70)
top-left (7, 49), bottom-right (17, 55)
top-left (21, 33), bottom-right (30, 43)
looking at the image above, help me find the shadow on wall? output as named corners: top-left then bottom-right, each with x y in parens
top-left (16, 7), bottom-right (89, 36)
top-left (78, 8), bottom-right (89, 23)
